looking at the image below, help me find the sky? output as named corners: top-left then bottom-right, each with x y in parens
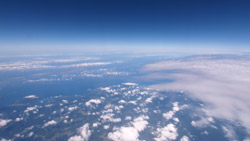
top-left (0, 0), bottom-right (250, 54)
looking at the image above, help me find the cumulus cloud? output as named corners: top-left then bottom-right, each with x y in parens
top-left (24, 105), bottom-right (38, 113)
top-left (154, 123), bottom-right (178, 141)
top-left (108, 115), bottom-right (149, 141)
top-left (15, 117), bottom-right (23, 122)
top-left (104, 125), bottom-right (110, 130)
top-left (43, 120), bottom-right (57, 128)
top-left (108, 127), bottom-right (139, 141)
top-left (125, 116), bottom-right (132, 120)
top-left (85, 99), bottom-right (101, 107)
top-left (118, 100), bottom-right (126, 104)
top-left (68, 123), bottom-right (91, 141)
top-left (100, 113), bottom-right (121, 123)
top-left (132, 115), bottom-right (149, 132)
top-left (68, 106), bottom-right (78, 111)
top-left (162, 102), bottom-right (186, 120)
top-left (143, 55), bottom-right (250, 132)
top-left (0, 119), bottom-right (12, 128)
top-left (180, 135), bottom-right (189, 141)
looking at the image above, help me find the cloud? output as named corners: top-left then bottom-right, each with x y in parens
top-left (108, 115), bottom-right (149, 141)
top-left (68, 123), bottom-right (91, 141)
top-left (24, 95), bottom-right (38, 99)
top-left (104, 125), bottom-right (110, 130)
top-left (100, 113), bottom-right (121, 123)
top-left (28, 132), bottom-right (34, 137)
top-left (119, 100), bottom-right (127, 104)
top-left (108, 127), bottom-right (139, 141)
top-left (43, 120), bottom-right (57, 128)
top-left (68, 106), bottom-right (78, 111)
top-left (26, 78), bottom-right (58, 83)
top-left (92, 122), bottom-right (100, 128)
top-left (62, 100), bottom-right (68, 104)
top-left (24, 105), bottom-right (38, 113)
top-left (123, 82), bottom-right (138, 86)
top-left (85, 99), bottom-right (101, 107)
top-left (0, 119), bottom-right (12, 128)
top-left (180, 135), bottom-right (190, 141)
top-left (154, 123), bottom-right (178, 141)
top-left (132, 115), bottom-right (149, 132)
top-left (191, 117), bottom-right (215, 128)
top-left (222, 126), bottom-right (237, 140)
top-left (15, 117), bottom-right (23, 122)
top-left (143, 55), bottom-right (250, 133)
top-left (145, 96), bottom-right (155, 104)
top-left (62, 62), bottom-right (112, 68)
top-left (125, 116), bottom-right (132, 120)
top-left (162, 102), bottom-right (186, 120)
top-left (0, 57), bottom-right (110, 71)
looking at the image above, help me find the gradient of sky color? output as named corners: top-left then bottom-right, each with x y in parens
top-left (0, 0), bottom-right (250, 53)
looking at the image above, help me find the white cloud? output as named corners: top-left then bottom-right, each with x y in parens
top-left (108, 127), bottom-right (139, 141)
top-left (85, 99), bottom-right (101, 107)
top-left (68, 123), bottom-right (91, 141)
top-left (162, 102), bottom-right (184, 120)
top-left (163, 111), bottom-right (174, 120)
top-left (143, 55), bottom-right (250, 133)
top-left (118, 100), bottom-right (126, 104)
top-left (123, 82), bottom-right (138, 86)
top-left (26, 78), bottom-right (58, 83)
top-left (28, 132), bottom-right (34, 137)
top-left (190, 117), bottom-right (215, 128)
top-left (154, 123), bottom-right (178, 141)
top-left (100, 113), bottom-right (121, 123)
top-left (104, 125), bottom-right (110, 130)
top-left (15, 117), bottom-right (23, 122)
top-left (92, 122), bottom-right (100, 128)
top-left (132, 115), bottom-right (149, 132)
top-left (62, 62), bottom-right (112, 68)
top-left (24, 95), bottom-right (38, 99)
top-left (24, 105), bottom-right (38, 113)
top-left (128, 101), bottom-right (137, 105)
top-left (108, 115), bottom-right (149, 141)
top-left (125, 116), bottom-right (132, 120)
top-left (43, 120), bottom-right (57, 128)
top-left (0, 119), bottom-right (12, 128)
top-left (145, 96), bottom-right (155, 104)
top-left (62, 100), bottom-right (68, 104)
top-left (0, 57), bottom-right (108, 71)
top-left (68, 106), bottom-right (78, 111)
top-left (173, 117), bottom-right (179, 123)
top-left (0, 138), bottom-right (12, 141)
top-left (45, 104), bottom-right (53, 108)
top-left (180, 135), bottom-right (189, 141)
top-left (222, 126), bottom-right (237, 140)
top-left (191, 121), bottom-right (196, 127)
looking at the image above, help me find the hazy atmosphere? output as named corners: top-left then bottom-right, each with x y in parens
top-left (0, 0), bottom-right (250, 141)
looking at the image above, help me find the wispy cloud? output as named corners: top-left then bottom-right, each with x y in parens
top-left (143, 55), bottom-right (250, 133)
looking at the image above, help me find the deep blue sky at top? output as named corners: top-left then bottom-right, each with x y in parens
top-left (0, 0), bottom-right (250, 52)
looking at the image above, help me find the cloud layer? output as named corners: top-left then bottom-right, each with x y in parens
top-left (143, 55), bottom-right (250, 132)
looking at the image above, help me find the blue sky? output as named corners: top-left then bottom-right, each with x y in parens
top-left (0, 0), bottom-right (250, 54)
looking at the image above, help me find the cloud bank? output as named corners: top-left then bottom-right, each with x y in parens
top-left (143, 55), bottom-right (250, 132)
